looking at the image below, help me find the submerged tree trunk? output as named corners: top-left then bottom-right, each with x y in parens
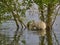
top-left (40, 36), bottom-right (45, 45)
top-left (39, 0), bottom-right (45, 45)
top-left (46, 3), bottom-right (53, 45)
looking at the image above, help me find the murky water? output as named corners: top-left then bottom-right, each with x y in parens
top-left (0, 15), bottom-right (60, 45)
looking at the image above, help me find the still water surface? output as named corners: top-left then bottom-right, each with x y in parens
top-left (0, 15), bottom-right (60, 45)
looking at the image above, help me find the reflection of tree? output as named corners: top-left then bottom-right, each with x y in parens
top-left (0, 33), bottom-right (10, 45)
top-left (10, 11), bottom-right (25, 45)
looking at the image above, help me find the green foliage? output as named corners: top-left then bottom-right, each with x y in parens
top-left (0, 0), bottom-right (34, 24)
top-left (22, 0), bottom-right (33, 9)
top-left (58, 0), bottom-right (60, 4)
top-left (0, 34), bottom-right (10, 45)
top-left (21, 40), bottom-right (26, 45)
top-left (43, 0), bottom-right (55, 4)
top-left (0, 0), bottom-right (26, 24)
top-left (20, 9), bottom-right (26, 17)
top-left (0, 0), bottom-right (13, 23)
top-left (34, 0), bottom-right (58, 5)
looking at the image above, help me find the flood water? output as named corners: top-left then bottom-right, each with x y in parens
top-left (0, 15), bottom-right (60, 45)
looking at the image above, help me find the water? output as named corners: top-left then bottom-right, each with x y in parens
top-left (0, 15), bottom-right (60, 45)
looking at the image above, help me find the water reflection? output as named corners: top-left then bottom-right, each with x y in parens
top-left (0, 15), bottom-right (60, 45)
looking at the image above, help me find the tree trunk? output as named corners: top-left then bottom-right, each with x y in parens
top-left (39, 0), bottom-right (45, 45)
top-left (46, 4), bottom-right (53, 45)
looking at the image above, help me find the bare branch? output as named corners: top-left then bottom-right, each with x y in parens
top-left (52, 5), bottom-right (60, 26)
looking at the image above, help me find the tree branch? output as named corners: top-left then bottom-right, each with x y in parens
top-left (52, 5), bottom-right (60, 26)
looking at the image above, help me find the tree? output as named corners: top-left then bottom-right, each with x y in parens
top-left (33, 0), bottom-right (59, 45)
top-left (0, 0), bottom-right (60, 45)
top-left (0, 0), bottom-right (26, 45)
